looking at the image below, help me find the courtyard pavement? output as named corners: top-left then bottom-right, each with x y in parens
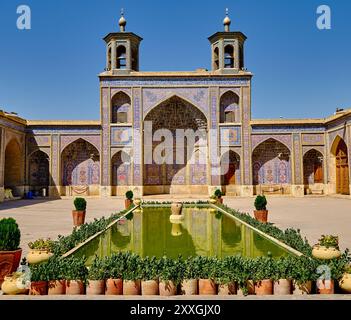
top-left (0, 195), bottom-right (350, 255)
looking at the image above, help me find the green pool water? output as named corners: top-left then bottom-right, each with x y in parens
top-left (69, 206), bottom-right (294, 265)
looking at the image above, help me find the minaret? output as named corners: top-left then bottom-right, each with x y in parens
top-left (208, 9), bottom-right (247, 73)
top-left (103, 9), bottom-right (143, 73)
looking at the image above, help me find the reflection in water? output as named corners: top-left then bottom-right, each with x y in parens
top-left (72, 206), bottom-right (291, 263)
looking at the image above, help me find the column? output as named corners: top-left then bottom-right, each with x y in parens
top-left (292, 133), bottom-right (304, 197)
top-left (101, 87), bottom-right (110, 197)
top-left (49, 134), bottom-right (60, 198)
top-left (111, 41), bottom-right (117, 70)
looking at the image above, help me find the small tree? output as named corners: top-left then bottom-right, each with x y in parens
top-left (254, 195), bottom-right (267, 211)
top-left (125, 190), bottom-right (134, 200)
top-left (74, 198), bottom-right (87, 211)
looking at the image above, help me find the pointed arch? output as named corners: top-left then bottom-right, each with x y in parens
top-left (4, 138), bottom-right (24, 196)
top-left (224, 45), bottom-right (234, 68)
top-left (252, 138), bottom-right (291, 186)
top-left (220, 91), bottom-right (240, 123)
top-left (144, 94), bottom-right (209, 122)
top-left (28, 150), bottom-right (50, 191)
top-left (111, 91), bottom-right (131, 124)
top-left (61, 138), bottom-right (100, 187)
top-left (221, 150), bottom-right (240, 185)
top-left (111, 150), bottom-right (131, 187)
top-left (303, 149), bottom-right (324, 186)
top-left (330, 136), bottom-right (349, 195)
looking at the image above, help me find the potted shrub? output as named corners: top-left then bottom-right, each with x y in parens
top-left (30, 262), bottom-right (49, 295)
top-left (216, 257), bottom-right (236, 295)
top-left (122, 252), bottom-right (142, 295)
top-left (0, 218), bottom-right (22, 286)
top-left (253, 195), bottom-right (268, 223)
top-left (72, 197), bottom-right (87, 227)
top-left (125, 191), bottom-right (134, 209)
top-left (141, 256), bottom-right (160, 295)
top-left (291, 256), bottom-right (317, 295)
top-left (86, 256), bottom-right (106, 295)
top-left (236, 257), bottom-right (255, 296)
top-left (64, 257), bottom-right (88, 295)
top-left (105, 253), bottom-right (125, 295)
top-left (312, 235), bottom-right (341, 260)
top-left (158, 256), bottom-right (182, 296)
top-left (46, 256), bottom-right (66, 295)
top-left (181, 257), bottom-right (199, 295)
top-left (214, 189), bottom-right (223, 204)
top-left (317, 251), bottom-right (349, 295)
top-left (198, 256), bottom-right (218, 295)
top-left (273, 256), bottom-right (293, 295)
top-left (253, 257), bottom-right (274, 295)
top-left (27, 238), bottom-right (54, 264)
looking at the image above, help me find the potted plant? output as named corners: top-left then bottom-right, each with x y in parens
top-left (290, 256), bottom-right (317, 295)
top-left (125, 191), bottom-right (134, 209)
top-left (253, 256), bottom-right (274, 295)
top-left (312, 235), bottom-right (341, 260)
top-left (27, 238), bottom-right (54, 264)
top-left (180, 257), bottom-right (199, 295)
top-left (0, 218), bottom-right (22, 286)
top-left (253, 195), bottom-right (268, 223)
top-left (214, 189), bottom-right (223, 204)
top-left (105, 253), bottom-right (124, 295)
top-left (30, 261), bottom-right (49, 295)
top-left (141, 256), bottom-right (160, 295)
top-left (236, 257), bottom-right (255, 296)
top-left (209, 195), bottom-right (217, 205)
top-left (198, 256), bottom-right (218, 295)
top-left (72, 197), bottom-right (87, 227)
top-left (86, 256), bottom-right (106, 295)
top-left (158, 256), bottom-right (182, 296)
top-left (317, 251), bottom-right (349, 295)
top-left (339, 263), bottom-right (351, 293)
top-left (273, 256), bottom-right (293, 295)
top-left (43, 256), bottom-right (66, 295)
top-left (63, 257), bottom-right (88, 295)
top-left (1, 271), bottom-right (29, 295)
top-left (122, 252), bottom-right (142, 295)
top-left (216, 257), bottom-right (236, 295)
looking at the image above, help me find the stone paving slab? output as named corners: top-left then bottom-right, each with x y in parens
top-left (0, 196), bottom-right (350, 256)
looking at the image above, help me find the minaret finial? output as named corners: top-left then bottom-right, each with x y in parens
top-left (223, 8), bottom-right (231, 32)
top-left (119, 8), bottom-right (126, 32)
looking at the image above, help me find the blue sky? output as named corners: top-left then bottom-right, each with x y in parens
top-left (0, 0), bottom-right (350, 120)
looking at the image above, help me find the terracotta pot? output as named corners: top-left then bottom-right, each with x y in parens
top-left (48, 280), bottom-right (66, 295)
top-left (0, 249), bottom-right (22, 286)
top-left (159, 280), bottom-right (177, 296)
top-left (181, 279), bottom-right (198, 295)
top-left (171, 202), bottom-right (183, 215)
top-left (254, 210), bottom-right (268, 223)
top-left (199, 279), bottom-right (217, 295)
top-left (142, 279), bottom-right (159, 295)
top-left (339, 273), bottom-right (351, 293)
top-left (66, 280), bottom-right (85, 295)
top-left (273, 279), bottom-right (292, 295)
top-left (312, 245), bottom-right (341, 260)
top-left (292, 280), bottom-right (312, 295)
top-left (72, 210), bottom-right (86, 227)
top-left (105, 278), bottom-right (123, 295)
top-left (1, 275), bottom-right (28, 295)
top-left (86, 279), bottom-right (105, 295)
top-left (123, 280), bottom-right (141, 295)
top-left (237, 280), bottom-right (255, 296)
top-left (27, 249), bottom-right (53, 265)
top-left (218, 282), bottom-right (236, 295)
top-left (317, 279), bottom-right (334, 294)
top-left (125, 199), bottom-right (133, 209)
top-left (255, 280), bottom-right (273, 295)
top-left (30, 281), bottom-right (48, 295)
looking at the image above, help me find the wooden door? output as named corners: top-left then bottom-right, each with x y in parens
top-left (314, 162), bottom-right (323, 183)
top-left (224, 163), bottom-right (236, 185)
top-left (336, 141), bottom-right (350, 195)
